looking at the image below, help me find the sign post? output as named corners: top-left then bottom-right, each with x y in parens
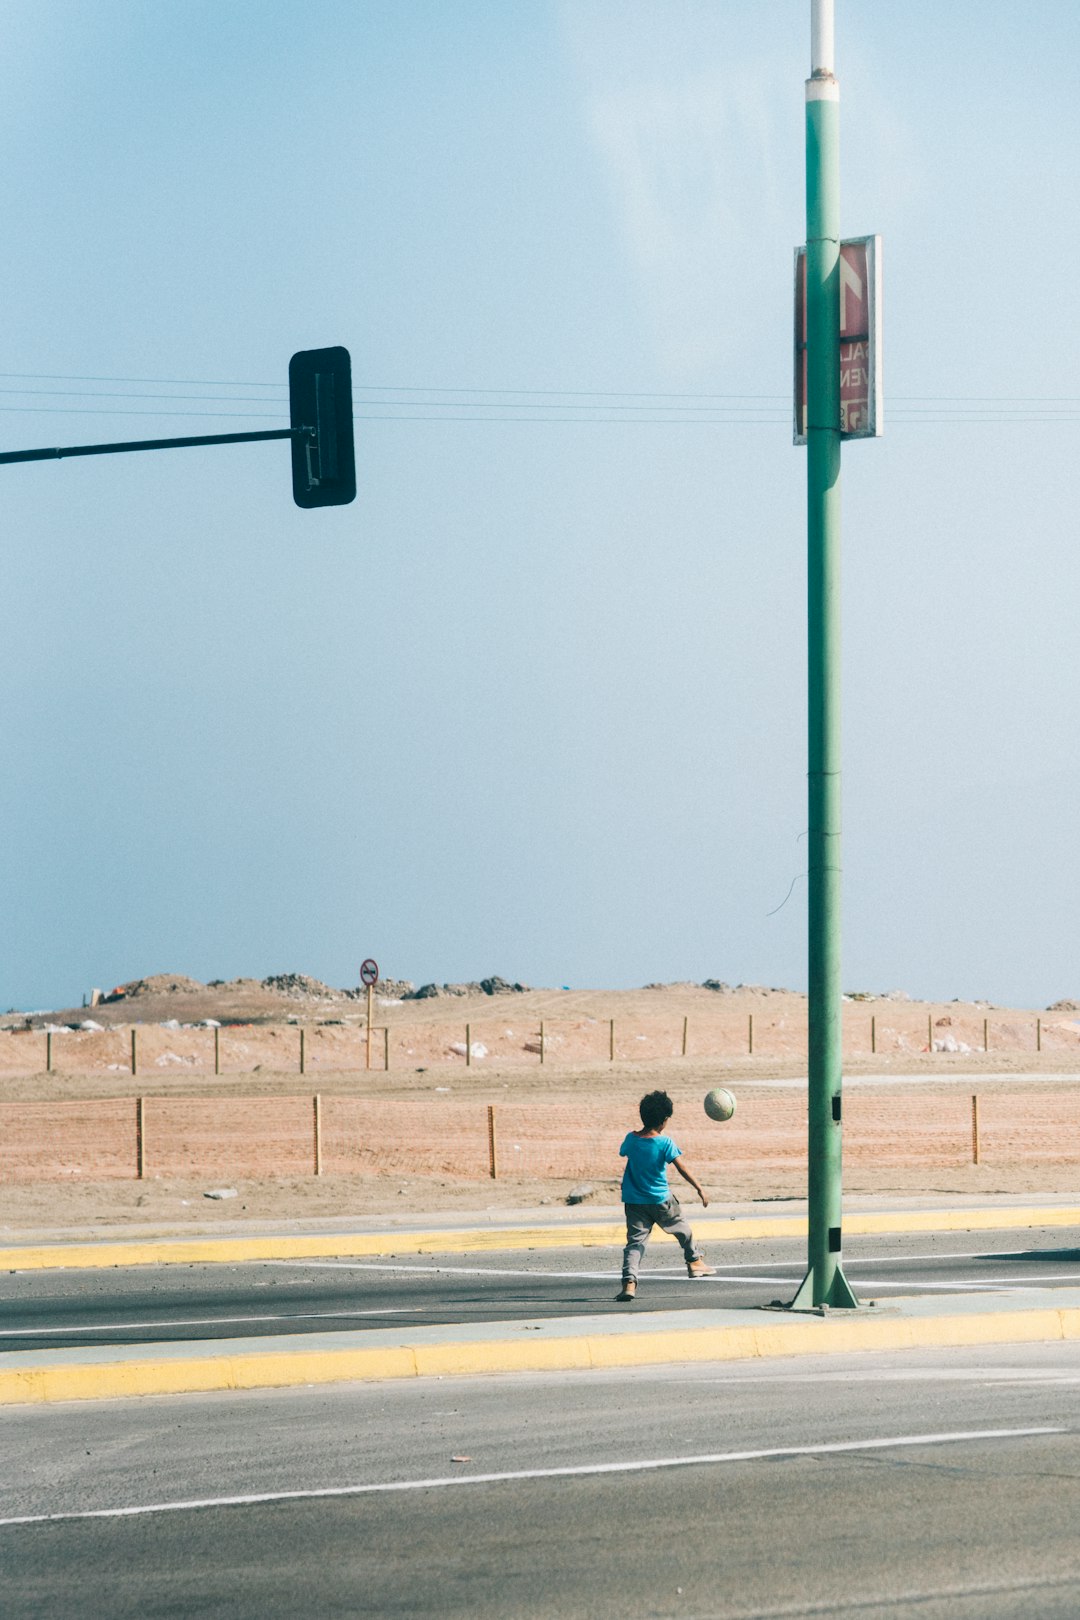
top-left (361, 959), bottom-right (379, 1071)
top-left (789, 0), bottom-right (860, 1311)
top-left (795, 235), bottom-right (881, 443)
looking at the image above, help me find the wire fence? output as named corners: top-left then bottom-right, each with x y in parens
top-left (2, 1091), bottom-right (1078, 1182)
top-left (2, 1010), bottom-right (1077, 1077)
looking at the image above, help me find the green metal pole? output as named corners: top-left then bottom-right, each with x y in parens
top-left (791, 0), bottom-right (857, 1311)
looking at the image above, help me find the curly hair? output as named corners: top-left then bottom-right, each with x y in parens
top-left (638, 1090), bottom-right (673, 1131)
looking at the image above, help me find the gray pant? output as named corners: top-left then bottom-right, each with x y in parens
top-left (622, 1196), bottom-right (702, 1281)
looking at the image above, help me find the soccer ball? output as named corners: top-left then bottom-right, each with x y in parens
top-left (703, 1087), bottom-right (736, 1122)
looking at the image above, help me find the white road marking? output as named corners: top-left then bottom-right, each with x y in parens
top-left (682, 1367), bottom-right (1080, 1385)
top-left (0, 1309), bottom-right (415, 1338)
top-left (0, 1428), bottom-right (1062, 1528)
top-left (694, 1276), bottom-right (1066, 1291)
top-left (843, 1249), bottom-right (1072, 1266)
top-left (280, 1243), bottom-right (1076, 1275)
top-left (271, 1260), bottom-right (618, 1280)
top-left (867, 1277), bottom-right (1080, 1290)
top-left (270, 1257), bottom-right (1080, 1292)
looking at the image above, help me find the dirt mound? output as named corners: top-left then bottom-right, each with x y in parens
top-left (369, 979), bottom-right (416, 999)
top-left (404, 976), bottom-right (530, 1000)
top-left (104, 974), bottom-right (205, 1002)
top-left (261, 973), bottom-right (337, 1000)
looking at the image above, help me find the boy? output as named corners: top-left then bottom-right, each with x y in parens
top-left (616, 1089), bottom-right (714, 1302)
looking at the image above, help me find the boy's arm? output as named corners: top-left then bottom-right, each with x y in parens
top-left (672, 1156), bottom-right (709, 1207)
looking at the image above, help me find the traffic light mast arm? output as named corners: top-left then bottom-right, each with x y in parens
top-left (0, 345), bottom-right (355, 507)
top-left (0, 425), bottom-right (312, 467)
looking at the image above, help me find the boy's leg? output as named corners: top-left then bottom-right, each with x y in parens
top-left (621, 1204), bottom-right (655, 1282)
top-left (655, 1196), bottom-right (704, 1265)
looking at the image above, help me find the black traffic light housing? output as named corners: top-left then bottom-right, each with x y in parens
top-left (289, 346), bottom-right (356, 508)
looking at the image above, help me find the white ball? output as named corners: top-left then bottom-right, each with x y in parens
top-left (704, 1087), bottom-right (736, 1122)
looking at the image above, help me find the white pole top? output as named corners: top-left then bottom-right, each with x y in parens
top-left (811, 0), bottom-right (835, 77)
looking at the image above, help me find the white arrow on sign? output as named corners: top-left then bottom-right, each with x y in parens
top-left (840, 254), bottom-right (864, 333)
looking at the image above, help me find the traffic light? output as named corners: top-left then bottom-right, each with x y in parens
top-left (289, 346), bottom-right (356, 508)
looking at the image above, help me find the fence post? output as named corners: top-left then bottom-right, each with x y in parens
top-left (1037, 1017), bottom-right (1042, 1054)
top-left (487, 1104), bottom-right (497, 1179)
top-left (871, 1014), bottom-right (876, 1055)
top-left (983, 1017), bottom-right (988, 1052)
top-left (313, 1094), bottom-right (323, 1176)
top-left (928, 1013), bottom-right (933, 1050)
top-left (214, 1025), bottom-right (220, 1075)
top-left (131, 1028), bottom-right (138, 1077)
top-left (971, 1093), bottom-right (980, 1164)
top-left (539, 1021), bottom-right (545, 1065)
top-left (609, 1019), bottom-right (615, 1062)
top-left (384, 1026), bottom-right (390, 1071)
top-left (748, 1014), bottom-right (753, 1056)
top-left (466, 1023), bottom-right (471, 1068)
top-left (300, 1027), bottom-right (306, 1075)
top-left (46, 1030), bottom-right (52, 1073)
top-left (682, 1015), bottom-right (688, 1057)
top-left (136, 1096), bottom-right (146, 1179)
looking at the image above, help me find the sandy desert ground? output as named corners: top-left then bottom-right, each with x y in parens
top-left (2, 976), bottom-right (1078, 1235)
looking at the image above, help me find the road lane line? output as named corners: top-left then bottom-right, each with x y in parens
top-left (269, 1258), bottom-right (1080, 1289)
top-left (279, 1248), bottom-right (1079, 1275)
top-left (270, 1260), bottom-right (619, 1279)
top-left (825, 1275), bottom-right (1080, 1290)
top-left (845, 1249), bottom-right (1077, 1266)
top-left (683, 1367), bottom-right (1080, 1385)
top-left (0, 1309), bottom-right (417, 1339)
top-left (0, 1427), bottom-right (1061, 1527)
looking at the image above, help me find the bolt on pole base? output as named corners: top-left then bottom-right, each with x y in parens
top-left (786, 1263), bottom-right (860, 1311)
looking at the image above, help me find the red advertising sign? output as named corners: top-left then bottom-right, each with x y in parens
top-left (794, 234), bottom-right (881, 443)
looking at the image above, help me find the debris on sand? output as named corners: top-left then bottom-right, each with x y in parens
top-left (933, 1034), bottom-right (973, 1054)
top-left (448, 1041), bottom-right (488, 1061)
top-left (405, 976), bottom-right (530, 1000)
top-left (261, 973), bottom-right (337, 999)
top-left (104, 974), bottom-right (205, 1002)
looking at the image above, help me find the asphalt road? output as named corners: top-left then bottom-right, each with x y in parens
top-left (4, 1342), bottom-right (1080, 1617)
top-left (3, 1226), bottom-right (1080, 1350)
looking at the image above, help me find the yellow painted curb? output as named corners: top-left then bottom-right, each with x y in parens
top-left (3, 1305), bottom-right (1080, 1405)
top-left (2, 1205), bottom-right (1078, 1273)
top-left (844, 1207), bottom-right (1080, 1237)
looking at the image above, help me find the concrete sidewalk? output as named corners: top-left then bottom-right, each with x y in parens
top-left (4, 1284), bottom-right (1080, 1405)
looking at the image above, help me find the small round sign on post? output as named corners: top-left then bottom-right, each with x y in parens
top-left (361, 960), bottom-right (379, 1070)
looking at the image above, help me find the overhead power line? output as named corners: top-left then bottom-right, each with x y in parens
top-left (0, 370), bottom-right (1077, 426)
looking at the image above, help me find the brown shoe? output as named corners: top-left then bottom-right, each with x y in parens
top-left (687, 1260), bottom-right (715, 1279)
top-left (615, 1280), bottom-right (637, 1301)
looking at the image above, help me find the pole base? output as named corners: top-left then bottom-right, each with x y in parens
top-left (786, 1264), bottom-right (860, 1311)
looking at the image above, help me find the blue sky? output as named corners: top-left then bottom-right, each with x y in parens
top-left (2, 1), bottom-right (1079, 1010)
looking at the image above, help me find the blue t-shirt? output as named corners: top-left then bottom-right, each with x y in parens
top-left (619, 1132), bottom-right (681, 1204)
